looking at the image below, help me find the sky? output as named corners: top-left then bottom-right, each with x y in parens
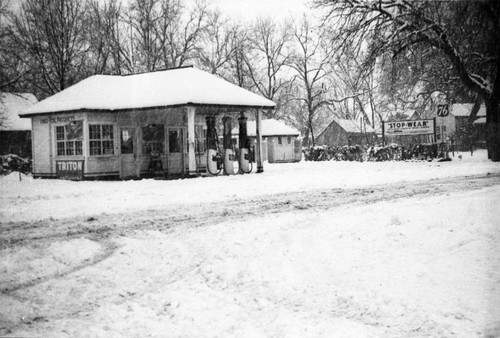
top-left (7, 0), bottom-right (314, 22)
top-left (207, 0), bottom-right (311, 22)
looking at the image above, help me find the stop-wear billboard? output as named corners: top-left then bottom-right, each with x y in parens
top-left (383, 119), bottom-right (436, 136)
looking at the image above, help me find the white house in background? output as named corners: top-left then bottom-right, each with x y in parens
top-left (19, 66), bottom-right (275, 180)
top-left (231, 119), bottom-right (302, 163)
top-left (0, 92), bottom-right (38, 156)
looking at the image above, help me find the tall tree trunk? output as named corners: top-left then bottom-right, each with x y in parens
top-left (485, 95), bottom-right (500, 161)
top-left (309, 117), bottom-right (315, 147)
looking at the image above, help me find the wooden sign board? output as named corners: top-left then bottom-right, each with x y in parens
top-left (383, 119), bottom-right (436, 136)
top-left (56, 160), bottom-right (84, 181)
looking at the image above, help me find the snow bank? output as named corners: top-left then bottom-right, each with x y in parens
top-left (0, 172), bottom-right (33, 184)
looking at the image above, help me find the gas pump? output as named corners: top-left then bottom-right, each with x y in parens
top-left (206, 115), bottom-right (222, 175)
top-left (222, 116), bottom-right (234, 175)
top-left (238, 115), bottom-right (252, 174)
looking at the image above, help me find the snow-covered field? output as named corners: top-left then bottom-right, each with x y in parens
top-left (1, 150), bottom-right (499, 223)
top-left (1, 150), bottom-right (500, 337)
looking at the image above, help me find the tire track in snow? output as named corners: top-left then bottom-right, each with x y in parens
top-left (1, 240), bottom-right (119, 295)
top-left (1, 173), bottom-right (499, 250)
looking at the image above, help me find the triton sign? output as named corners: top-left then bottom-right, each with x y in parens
top-left (56, 160), bottom-right (84, 180)
top-left (383, 118), bottom-right (435, 136)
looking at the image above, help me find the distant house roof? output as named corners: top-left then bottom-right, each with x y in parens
top-left (330, 118), bottom-right (375, 134)
top-left (0, 93), bottom-right (38, 131)
top-left (231, 119), bottom-right (300, 137)
top-left (21, 66), bottom-right (275, 117)
top-left (474, 117), bottom-right (486, 124)
top-left (450, 103), bottom-right (486, 117)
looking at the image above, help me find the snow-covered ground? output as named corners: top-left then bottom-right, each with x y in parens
top-left (1, 150), bottom-right (500, 337)
top-left (1, 150), bottom-right (499, 223)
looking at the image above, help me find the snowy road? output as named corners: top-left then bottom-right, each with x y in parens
top-left (1, 173), bottom-right (499, 248)
top-left (1, 154), bottom-right (500, 337)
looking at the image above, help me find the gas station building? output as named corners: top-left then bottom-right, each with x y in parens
top-left (20, 66), bottom-right (275, 180)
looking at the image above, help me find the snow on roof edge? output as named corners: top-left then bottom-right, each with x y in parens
top-left (20, 102), bottom-right (277, 118)
top-left (22, 67), bottom-right (276, 116)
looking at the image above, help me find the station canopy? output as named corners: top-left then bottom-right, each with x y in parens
top-left (21, 66), bottom-right (275, 117)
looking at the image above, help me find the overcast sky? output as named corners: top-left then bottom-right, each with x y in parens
top-left (207, 0), bottom-right (311, 22)
top-left (7, 0), bottom-right (314, 22)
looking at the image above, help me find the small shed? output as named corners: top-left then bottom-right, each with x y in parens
top-left (231, 119), bottom-right (301, 163)
top-left (315, 118), bottom-right (377, 147)
top-left (0, 93), bottom-right (38, 156)
top-left (20, 66), bottom-right (275, 179)
top-left (450, 103), bottom-right (486, 147)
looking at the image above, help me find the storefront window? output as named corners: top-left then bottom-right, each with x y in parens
top-left (142, 124), bottom-right (164, 154)
top-left (55, 122), bottom-right (83, 156)
top-left (89, 124), bottom-right (114, 155)
top-left (121, 129), bottom-right (134, 154)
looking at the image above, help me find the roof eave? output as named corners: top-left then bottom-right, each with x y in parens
top-left (20, 102), bottom-right (275, 118)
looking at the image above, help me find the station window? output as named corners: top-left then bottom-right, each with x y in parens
top-left (142, 124), bottom-right (164, 154)
top-left (55, 122), bottom-right (83, 156)
top-left (278, 136), bottom-right (282, 145)
top-left (89, 124), bottom-right (114, 155)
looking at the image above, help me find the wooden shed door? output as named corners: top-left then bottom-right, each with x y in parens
top-left (120, 128), bottom-right (138, 178)
top-left (167, 127), bottom-right (184, 174)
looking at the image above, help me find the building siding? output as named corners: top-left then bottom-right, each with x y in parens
top-left (316, 120), bottom-right (376, 147)
top-left (30, 107), bottom-right (194, 179)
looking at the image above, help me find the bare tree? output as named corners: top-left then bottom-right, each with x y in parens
top-left (127, 0), bottom-right (209, 71)
top-left (127, 0), bottom-right (163, 72)
top-left (196, 9), bottom-right (236, 76)
top-left (225, 24), bottom-right (252, 89)
top-left (288, 17), bottom-right (333, 146)
top-left (0, 0), bottom-right (26, 92)
top-left (245, 17), bottom-right (293, 119)
top-left (326, 49), bottom-right (376, 127)
top-left (85, 0), bottom-right (127, 75)
top-left (315, 0), bottom-right (500, 160)
top-left (11, 0), bottom-right (88, 95)
top-left (159, 0), bottom-right (209, 68)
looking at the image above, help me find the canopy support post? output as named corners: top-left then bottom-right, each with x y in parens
top-left (187, 106), bottom-right (196, 175)
top-left (255, 109), bottom-right (264, 173)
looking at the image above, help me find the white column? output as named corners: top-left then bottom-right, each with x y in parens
top-left (187, 106), bottom-right (196, 175)
top-left (255, 109), bottom-right (264, 173)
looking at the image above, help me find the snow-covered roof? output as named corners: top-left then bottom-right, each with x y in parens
top-left (0, 93), bottom-right (38, 131)
top-left (231, 119), bottom-right (300, 137)
top-left (451, 103), bottom-right (486, 117)
top-left (473, 117), bottom-right (486, 124)
top-left (21, 66), bottom-right (275, 116)
top-left (330, 118), bottom-right (375, 134)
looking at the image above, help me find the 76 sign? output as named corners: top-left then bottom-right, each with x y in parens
top-left (437, 104), bottom-right (450, 117)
